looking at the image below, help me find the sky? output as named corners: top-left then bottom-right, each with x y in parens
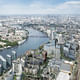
top-left (0, 0), bottom-right (80, 15)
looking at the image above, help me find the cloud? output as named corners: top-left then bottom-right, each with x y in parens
top-left (53, 1), bottom-right (80, 14)
top-left (40, 1), bottom-right (80, 14)
top-left (66, 1), bottom-right (80, 5)
top-left (0, 1), bottom-right (80, 15)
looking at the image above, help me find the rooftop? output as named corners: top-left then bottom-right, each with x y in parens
top-left (0, 55), bottom-right (6, 62)
top-left (56, 72), bottom-right (70, 80)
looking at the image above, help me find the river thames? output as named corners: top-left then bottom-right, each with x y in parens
top-left (0, 28), bottom-right (49, 58)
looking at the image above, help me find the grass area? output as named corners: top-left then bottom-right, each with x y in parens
top-left (0, 45), bottom-right (3, 48)
top-left (5, 41), bottom-right (18, 46)
top-left (13, 75), bottom-right (16, 80)
top-left (39, 45), bottom-right (44, 50)
top-left (0, 39), bottom-right (18, 47)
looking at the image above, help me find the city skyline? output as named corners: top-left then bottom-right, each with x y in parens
top-left (0, 0), bottom-right (80, 15)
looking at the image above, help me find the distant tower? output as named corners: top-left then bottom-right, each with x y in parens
top-left (50, 27), bottom-right (56, 41)
top-left (50, 30), bottom-right (56, 40)
top-left (11, 50), bottom-right (17, 60)
top-left (50, 30), bottom-right (53, 40)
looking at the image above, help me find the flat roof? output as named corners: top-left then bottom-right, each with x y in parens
top-left (60, 63), bottom-right (71, 72)
top-left (0, 55), bottom-right (6, 62)
top-left (56, 72), bottom-right (70, 80)
top-left (12, 50), bottom-right (16, 54)
top-left (7, 54), bottom-right (11, 58)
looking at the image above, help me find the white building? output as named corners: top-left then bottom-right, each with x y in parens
top-left (0, 23), bottom-right (2, 26)
top-left (50, 30), bottom-right (56, 40)
top-left (12, 60), bottom-right (22, 80)
top-left (55, 45), bottom-right (60, 60)
top-left (57, 34), bottom-right (64, 44)
top-left (46, 29), bottom-right (51, 37)
top-left (6, 55), bottom-right (12, 66)
top-left (12, 50), bottom-right (17, 60)
top-left (0, 64), bottom-right (2, 75)
top-left (0, 55), bottom-right (7, 70)
top-left (15, 30), bottom-right (27, 38)
top-left (43, 40), bottom-right (56, 57)
top-left (63, 46), bottom-right (69, 56)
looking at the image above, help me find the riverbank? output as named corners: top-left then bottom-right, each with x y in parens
top-left (0, 31), bottom-right (29, 51)
top-left (32, 27), bottom-right (48, 37)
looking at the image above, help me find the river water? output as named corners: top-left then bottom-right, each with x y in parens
top-left (0, 28), bottom-right (49, 58)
